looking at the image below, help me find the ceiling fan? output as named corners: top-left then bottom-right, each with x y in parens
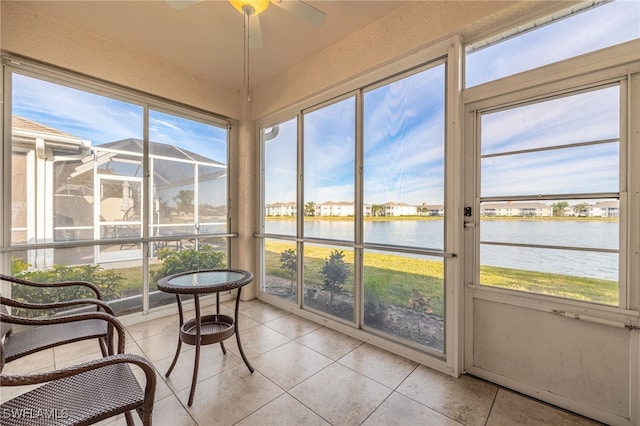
top-left (167, 0), bottom-right (327, 49)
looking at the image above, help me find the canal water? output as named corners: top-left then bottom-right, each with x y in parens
top-left (265, 219), bottom-right (618, 281)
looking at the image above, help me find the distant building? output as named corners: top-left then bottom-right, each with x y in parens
top-left (265, 202), bottom-right (297, 216)
top-left (383, 202), bottom-right (418, 216)
top-left (418, 203), bottom-right (444, 217)
top-left (480, 202), bottom-right (552, 217)
top-left (588, 200), bottom-right (619, 218)
top-left (318, 201), bottom-right (354, 217)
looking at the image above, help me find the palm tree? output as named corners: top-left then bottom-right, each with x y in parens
top-left (573, 202), bottom-right (589, 217)
top-left (371, 204), bottom-right (384, 217)
top-left (304, 201), bottom-right (316, 217)
top-left (551, 201), bottom-right (569, 216)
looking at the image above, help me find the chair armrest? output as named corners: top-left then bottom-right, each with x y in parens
top-left (1, 296), bottom-right (114, 316)
top-left (1, 352), bottom-right (155, 387)
top-left (0, 274), bottom-right (102, 300)
top-left (0, 311), bottom-right (126, 354)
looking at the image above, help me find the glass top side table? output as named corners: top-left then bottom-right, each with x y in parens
top-left (158, 269), bottom-right (254, 406)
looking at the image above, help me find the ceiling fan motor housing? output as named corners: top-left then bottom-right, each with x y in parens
top-left (230, 0), bottom-right (270, 16)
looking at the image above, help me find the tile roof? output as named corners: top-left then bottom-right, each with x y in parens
top-left (12, 115), bottom-right (77, 138)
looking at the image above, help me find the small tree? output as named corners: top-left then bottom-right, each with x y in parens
top-left (279, 248), bottom-right (297, 293)
top-left (320, 250), bottom-right (350, 305)
top-left (173, 190), bottom-right (194, 215)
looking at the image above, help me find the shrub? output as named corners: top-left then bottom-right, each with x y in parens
top-left (279, 248), bottom-right (297, 293)
top-left (10, 263), bottom-right (124, 317)
top-left (320, 250), bottom-right (350, 305)
top-left (150, 246), bottom-right (225, 284)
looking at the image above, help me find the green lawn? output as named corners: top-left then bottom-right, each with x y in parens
top-left (265, 240), bottom-right (618, 311)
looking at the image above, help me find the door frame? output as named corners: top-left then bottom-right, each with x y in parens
top-left (462, 42), bottom-right (640, 425)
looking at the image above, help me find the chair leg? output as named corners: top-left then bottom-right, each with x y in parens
top-left (125, 411), bottom-right (135, 426)
top-left (99, 337), bottom-right (109, 357)
top-left (139, 408), bottom-right (153, 426)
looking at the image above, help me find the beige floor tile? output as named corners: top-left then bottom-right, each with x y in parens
top-left (263, 314), bottom-right (322, 340)
top-left (54, 339), bottom-right (144, 370)
top-left (1, 348), bottom-right (54, 374)
top-left (289, 362), bottom-right (392, 426)
top-left (179, 365), bottom-right (283, 425)
top-left (3, 308), bottom-right (607, 426)
top-left (151, 394), bottom-right (197, 426)
top-left (235, 312), bottom-right (262, 332)
top-left (126, 314), bottom-right (180, 341)
top-left (362, 392), bottom-right (464, 426)
top-left (252, 341), bottom-right (333, 390)
top-left (52, 338), bottom-right (104, 365)
top-left (237, 301), bottom-right (290, 323)
top-left (487, 389), bottom-right (602, 426)
top-left (94, 394), bottom-right (192, 426)
top-left (397, 366), bottom-right (497, 426)
top-left (154, 345), bottom-right (243, 393)
top-left (135, 329), bottom-right (191, 362)
top-left (338, 343), bottom-right (418, 388)
top-left (223, 324), bottom-right (291, 360)
top-left (235, 393), bottom-right (331, 426)
top-left (296, 327), bottom-right (362, 360)
top-left (225, 299), bottom-right (262, 310)
top-left (203, 299), bottom-right (262, 331)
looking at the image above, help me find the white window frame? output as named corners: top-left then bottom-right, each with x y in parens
top-left (1, 55), bottom-right (234, 315)
top-left (256, 36), bottom-right (464, 375)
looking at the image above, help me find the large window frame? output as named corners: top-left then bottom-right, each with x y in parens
top-left (1, 56), bottom-right (236, 316)
top-left (257, 37), bottom-right (463, 372)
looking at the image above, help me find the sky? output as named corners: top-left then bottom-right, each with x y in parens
top-left (11, 74), bottom-right (228, 163)
top-left (263, 1), bottom-right (638, 207)
top-left (10, 0), bottom-right (640, 209)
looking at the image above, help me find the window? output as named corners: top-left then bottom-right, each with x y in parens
top-left (303, 97), bottom-right (356, 241)
top-left (362, 65), bottom-right (446, 351)
top-left (263, 117), bottom-right (298, 236)
top-left (466, 0), bottom-right (640, 87)
top-left (260, 58), bottom-right (450, 354)
top-left (478, 85), bottom-right (621, 306)
top-left (4, 65), bottom-right (230, 315)
top-left (303, 97), bottom-right (356, 320)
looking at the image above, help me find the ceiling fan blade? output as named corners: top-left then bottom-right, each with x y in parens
top-left (271, 0), bottom-right (326, 27)
top-left (249, 14), bottom-right (263, 49)
top-left (166, 0), bottom-right (202, 10)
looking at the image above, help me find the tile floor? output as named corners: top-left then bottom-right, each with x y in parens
top-left (2, 299), bottom-right (601, 426)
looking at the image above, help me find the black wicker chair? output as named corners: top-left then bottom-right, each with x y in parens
top-left (0, 274), bottom-right (115, 363)
top-left (1, 311), bottom-right (156, 425)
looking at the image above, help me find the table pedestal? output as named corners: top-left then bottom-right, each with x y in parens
top-left (165, 288), bottom-right (254, 406)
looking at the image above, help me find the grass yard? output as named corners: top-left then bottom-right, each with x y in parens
top-left (265, 240), bottom-right (618, 310)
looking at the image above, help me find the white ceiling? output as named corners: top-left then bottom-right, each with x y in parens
top-left (16, 0), bottom-right (407, 91)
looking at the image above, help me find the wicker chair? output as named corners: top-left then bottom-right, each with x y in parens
top-left (0, 274), bottom-right (115, 363)
top-left (1, 311), bottom-right (156, 426)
